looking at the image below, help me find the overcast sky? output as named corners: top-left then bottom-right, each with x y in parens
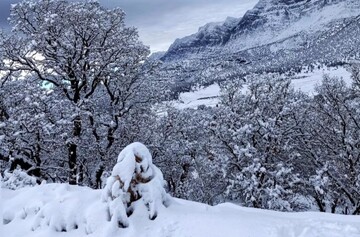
top-left (0, 0), bottom-right (258, 52)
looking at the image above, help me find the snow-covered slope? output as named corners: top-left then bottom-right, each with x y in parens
top-left (173, 66), bottom-right (352, 109)
top-left (1, 184), bottom-right (360, 237)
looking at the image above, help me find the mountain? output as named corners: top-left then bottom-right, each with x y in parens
top-left (160, 0), bottom-right (360, 86)
top-left (163, 17), bottom-right (239, 61)
top-left (163, 0), bottom-right (360, 60)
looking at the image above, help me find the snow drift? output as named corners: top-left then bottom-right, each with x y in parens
top-left (2, 184), bottom-right (360, 237)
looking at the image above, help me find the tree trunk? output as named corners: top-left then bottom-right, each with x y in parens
top-left (68, 115), bottom-right (81, 185)
top-left (68, 143), bottom-right (77, 185)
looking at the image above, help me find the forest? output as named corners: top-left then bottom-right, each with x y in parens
top-left (1, 0), bottom-right (360, 217)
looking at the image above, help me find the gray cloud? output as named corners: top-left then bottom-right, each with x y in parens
top-left (0, 0), bottom-right (259, 51)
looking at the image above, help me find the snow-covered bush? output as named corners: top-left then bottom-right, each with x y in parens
top-left (1, 168), bottom-right (37, 190)
top-left (102, 142), bottom-right (170, 228)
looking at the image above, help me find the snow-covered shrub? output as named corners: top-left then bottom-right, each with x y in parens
top-left (1, 168), bottom-right (37, 190)
top-left (102, 142), bottom-right (170, 228)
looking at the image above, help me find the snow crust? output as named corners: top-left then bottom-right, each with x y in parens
top-left (1, 184), bottom-right (360, 237)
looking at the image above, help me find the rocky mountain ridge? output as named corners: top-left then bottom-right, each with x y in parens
top-left (161, 0), bottom-right (360, 63)
top-left (158, 0), bottom-right (360, 91)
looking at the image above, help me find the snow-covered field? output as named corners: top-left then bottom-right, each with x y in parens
top-left (1, 184), bottom-right (360, 237)
top-left (291, 66), bottom-right (352, 94)
top-left (174, 67), bottom-right (352, 109)
top-left (176, 83), bottom-right (221, 109)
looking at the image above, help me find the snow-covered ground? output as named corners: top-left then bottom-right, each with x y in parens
top-left (1, 183), bottom-right (360, 237)
top-left (174, 66), bottom-right (352, 109)
top-left (176, 83), bottom-right (221, 109)
top-left (291, 66), bottom-right (352, 94)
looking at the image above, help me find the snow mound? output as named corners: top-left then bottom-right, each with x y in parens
top-left (102, 142), bottom-right (171, 230)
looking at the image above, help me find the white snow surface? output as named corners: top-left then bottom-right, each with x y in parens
top-left (173, 66), bottom-right (352, 109)
top-left (1, 183), bottom-right (360, 237)
top-left (177, 83), bottom-right (221, 109)
top-left (291, 66), bottom-right (352, 94)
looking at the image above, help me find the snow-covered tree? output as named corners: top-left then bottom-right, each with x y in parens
top-left (297, 74), bottom-right (360, 214)
top-left (151, 106), bottom-right (227, 204)
top-left (102, 142), bottom-right (170, 228)
top-left (0, 76), bottom-right (65, 182)
top-left (0, 0), bottom-right (166, 185)
top-left (212, 75), bottom-right (308, 210)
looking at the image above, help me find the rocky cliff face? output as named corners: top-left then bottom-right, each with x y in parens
top-left (162, 17), bottom-right (239, 61)
top-left (161, 0), bottom-right (360, 62)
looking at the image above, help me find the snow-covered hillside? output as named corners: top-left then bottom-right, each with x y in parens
top-left (174, 66), bottom-right (352, 109)
top-left (1, 184), bottom-right (360, 237)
